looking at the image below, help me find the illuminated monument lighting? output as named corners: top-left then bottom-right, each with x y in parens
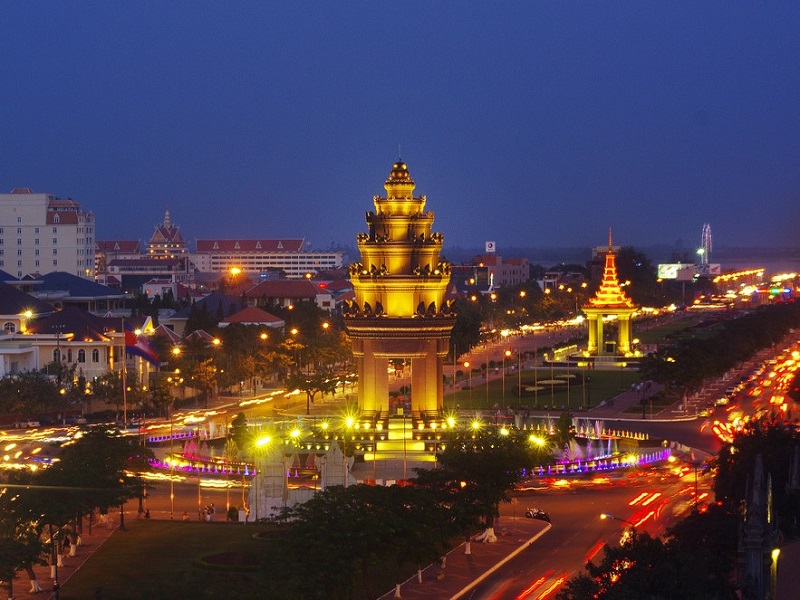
top-left (343, 161), bottom-right (456, 422)
top-left (583, 229), bottom-right (637, 357)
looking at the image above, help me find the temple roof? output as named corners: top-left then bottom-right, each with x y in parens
top-left (585, 230), bottom-right (634, 309)
top-left (385, 160), bottom-right (413, 185)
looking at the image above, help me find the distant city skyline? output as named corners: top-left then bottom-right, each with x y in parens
top-left (2, 3), bottom-right (799, 251)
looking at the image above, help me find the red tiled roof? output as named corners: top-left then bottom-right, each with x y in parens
top-left (46, 210), bottom-right (79, 224)
top-left (324, 279), bottom-right (354, 293)
top-left (150, 226), bottom-right (185, 244)
top-left (220, 306), bottom-right (284, 326)
top-left (196, 239), bottom-right (305, 253)
top-left (96, 240), bottom-right (141, 253)
top-left (244, 279), bottom-right (319, 299)
top-left (153, 324), bottom-right (182, 343)
top-left (47, 199), bottom-right (81, 209)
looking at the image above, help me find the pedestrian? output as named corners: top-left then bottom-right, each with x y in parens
top-left (63, 534), bottom-right (71, 555)
top-left (145, 509), bottom-right (150, 519)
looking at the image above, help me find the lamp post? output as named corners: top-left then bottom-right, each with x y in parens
top-left (600, 512), bottom-right (636, 545)
top-left (600, 513), bottom-right (635, 528)
top-left (463, 361), bottom-right (472, 405)
top-left (502, 349), bottom-right (511, 400)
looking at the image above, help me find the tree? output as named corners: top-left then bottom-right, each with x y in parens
top-left (0, 481), bottom-right (48, 599)
top-left (189, 358), bottom-right (218, 407)
top-left (40, 427), bottom-right (154, 532)
top-left (0, 370), bottom-right (59, 417)
top-left (714, 415), bottom-right (800, 539)
top-left (229, 412), bottom-right (249, 449)
top-left (614, 246), bottom-right (663, 306)
top-left (450, 297), bottom-right (483, 360)
top-left (272, 483), bottom-right (451, 600)
top-left (415, 427), bottom-right (543, 550)
top-left (559, 504), bottom-right (738, 599)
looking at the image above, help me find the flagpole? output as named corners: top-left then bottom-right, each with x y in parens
top-left (122, 318), bottom-right (127, 427)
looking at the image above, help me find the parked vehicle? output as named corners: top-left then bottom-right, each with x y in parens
top-left (525, 508), bottom-right (551, 522)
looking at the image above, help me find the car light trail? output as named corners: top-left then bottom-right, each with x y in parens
top-left (585, 541), bottom-right (605, 563)
top-left (535, 574), bottom-right (566, 600)
top-left (633, 510), bottom-right (655, 528)
top-left (628, 492), bottom-right (648, 506)
top-left (641, 492), bottom-right (662, 507)
top-left (514, 570), bottom-right (554, 600)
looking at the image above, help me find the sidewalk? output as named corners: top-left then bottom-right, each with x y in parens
top-left (377, 518), bottom-right (550, 600)
top-left (11, 520), bottom-right (118, 600)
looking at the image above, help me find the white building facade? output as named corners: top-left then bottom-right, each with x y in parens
top-left (193, 239), bottom-right (344, 279)
top-left (0, 189), bottom-right (95, 279)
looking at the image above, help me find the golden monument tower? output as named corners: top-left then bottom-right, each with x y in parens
top-left (583, 230), bottom-right (637, 357)
top-left (344, 161), bottom-right (456, 422)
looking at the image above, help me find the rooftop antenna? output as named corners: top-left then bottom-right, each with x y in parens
top-left (398, 144), bottom-right (402, 161)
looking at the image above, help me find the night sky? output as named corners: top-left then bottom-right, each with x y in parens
top-left (2, 2), bottom-right (799, 254)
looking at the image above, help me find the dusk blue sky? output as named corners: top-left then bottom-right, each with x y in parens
top-left (2, 2), bottom-right (799, 254)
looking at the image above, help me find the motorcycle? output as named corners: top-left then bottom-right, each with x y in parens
top-left (525, 508), bottom-right (551, 522)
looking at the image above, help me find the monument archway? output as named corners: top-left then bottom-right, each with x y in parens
top-left (582, 231), bottom-right (637, 357)
top-left (343, 161), bottom-right (456, 422)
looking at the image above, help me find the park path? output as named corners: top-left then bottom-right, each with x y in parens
top-left (12, 518), bottom-right (117, 600)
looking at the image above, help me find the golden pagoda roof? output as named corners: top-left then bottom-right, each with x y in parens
top-left (385, 160), bottom-right (413, 185)
top-left (586, 230), bottom-right (634, 309)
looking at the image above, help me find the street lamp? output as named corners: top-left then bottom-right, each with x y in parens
top-left (600, 513), bottom-right (635, 527)
top-left (463, 361), bottom-right (472, 404)
top-left (503, 349), bottom-right (511, 400)
top-left (601, 513), bottom-right (637, 544)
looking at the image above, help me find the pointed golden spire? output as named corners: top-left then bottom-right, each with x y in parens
top-left (587, 231), bottom-right (634, 309)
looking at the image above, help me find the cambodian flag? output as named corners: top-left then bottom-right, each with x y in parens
top-left (124, 322), bottom-right (160, 366)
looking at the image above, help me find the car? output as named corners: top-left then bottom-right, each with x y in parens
top-left (714, 397), bottom-right (729, 406)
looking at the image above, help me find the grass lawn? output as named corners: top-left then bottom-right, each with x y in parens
top-left (61, 520), bottom-right (422, 600)
top-left (443, 367), bottom-right (641, 412)
top-left (60, 520), bottom-right (275, 600)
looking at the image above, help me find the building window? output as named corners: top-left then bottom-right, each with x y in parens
top-left (53, 259), bottom-right (57, 266)
top-left (92, 349), bottom-right (99, 363)
top-left (34, 228), bottom-right (38, 234)
top-left (78, 349), bottom-right (86, 363)
top-left (17, 217), bottom-right (21, 223)
top-left (53, 349), bottom-right (61, 363)
top-left (35, 239), bottom-right (39, 245)
top-left (17, 228), bottom-right (21, 234)
top-left (17, 260), bottom-right (21, 267)
top-left (35, 260), bottom-right (39, 267)
top-left (17, 239), bottom-right (21, 245)
top-left (34, 249), bottom-right (38, 256)
top-left (3, 322), bottom-right (15, 333)
top-left (67, 349), bottom-right (72, 363)
top-left (53, 238), bottom-right (57, 244)
top-left (53, 227), bottom-right (57, 234)
top-left (17, 250), bottom-right (21, 256)
top-left (53, 215), bottom-right (60, 224)
top-left (53, 249), bottom-right (57, 255)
